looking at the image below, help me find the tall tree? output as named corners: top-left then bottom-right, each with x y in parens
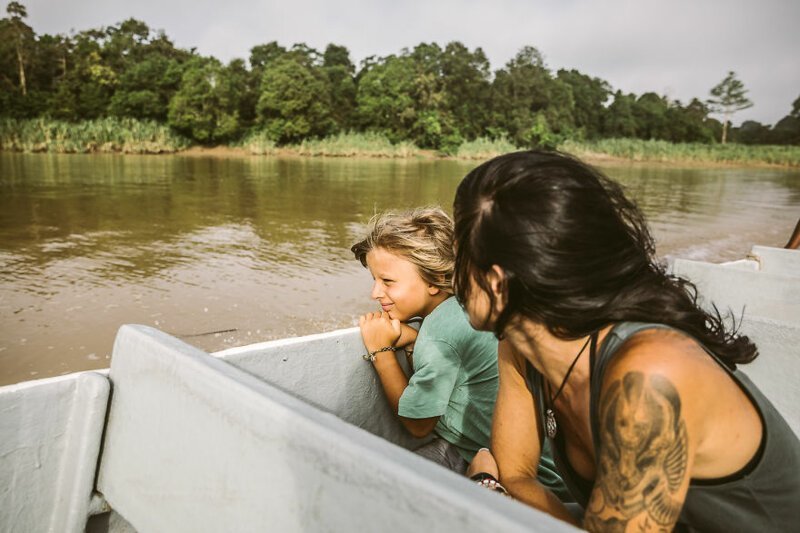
top-left (707, 71), bottom-right (753, 144)
top-left (256, 55), bottom-right (333, 143)
top-left (356, 54), bottom-right (417, 142)
top-left (168, 57), bottom-right (241, 143)
top-left (440, 42), bottom-right (491, 140)
top-left (603, 91), bottom-right (637, 138)
top-left (491, 46), bottom-right (574, 147)
top-left (322, 44), bottom-right (356, 131)
top-left (6, 1), bottom-right (31, 95)
top-left (556, 69), bottom-right (611, 139)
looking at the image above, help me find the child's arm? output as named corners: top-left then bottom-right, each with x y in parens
top-left (359, 312), bottom-right (437, 438)
top-left (395, 323), bottom-right (418, 348)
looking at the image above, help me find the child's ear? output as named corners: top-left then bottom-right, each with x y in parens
top-left (427, 273), bottom-right (447, 295)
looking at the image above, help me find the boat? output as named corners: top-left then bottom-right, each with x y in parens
top-left (1, 246), bottom-right (798, 533)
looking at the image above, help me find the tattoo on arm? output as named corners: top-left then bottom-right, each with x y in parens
top-left (586, 372), bottom-right (688, 532)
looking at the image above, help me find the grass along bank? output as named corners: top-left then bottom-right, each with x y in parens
top-left (561, 138), bottom-right (800, 167)
top-left (2, 119), bottom-right (799, 166)
top-left (240, 130), bottom-right (420, 158)
top-left (0, 118), bottom-right (190, 154)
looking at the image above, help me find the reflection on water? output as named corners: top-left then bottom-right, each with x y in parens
top-left (1, 153), bottom-right (799, 385)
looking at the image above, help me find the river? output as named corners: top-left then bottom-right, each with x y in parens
top-left (1, 153), bottom-right (798, 385)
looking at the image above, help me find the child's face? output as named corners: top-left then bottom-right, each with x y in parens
top-left (365, 247), bottom-right (442, 321)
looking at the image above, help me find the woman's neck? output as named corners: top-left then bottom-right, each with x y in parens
top-left (504, 319), bottom-right (612, 403)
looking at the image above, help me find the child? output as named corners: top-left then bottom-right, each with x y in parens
top-left (351, 207), bottom-right (566, 498)
top-left (351, 207), bottom-right (495, 473)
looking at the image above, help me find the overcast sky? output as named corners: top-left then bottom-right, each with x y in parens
top-left (21, 0), bottom-right (800, 126)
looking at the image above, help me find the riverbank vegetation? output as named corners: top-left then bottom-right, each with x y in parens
top-left (0, 117), bottom-right (189, 153)
top-left (562, 139), bottom-right (800, 167)
top-left (1, 2), bottom-right (798, 164)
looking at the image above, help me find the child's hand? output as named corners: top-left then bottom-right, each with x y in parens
top-left (359, 311), bottom-right (402, 352)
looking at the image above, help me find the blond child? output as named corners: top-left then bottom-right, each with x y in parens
top-left (351, 207), bottom-right (496, 473)
top-left (351, 206), bottom-right (566, 500)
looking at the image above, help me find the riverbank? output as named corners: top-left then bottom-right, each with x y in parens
top-left (2, 118), bottom-right (799, 167)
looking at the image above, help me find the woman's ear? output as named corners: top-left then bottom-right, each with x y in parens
top-left (487, 265), bottom-right (507, 314)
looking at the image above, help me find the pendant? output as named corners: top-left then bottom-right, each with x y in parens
top-left (545, 408), bottom-right (558, 439)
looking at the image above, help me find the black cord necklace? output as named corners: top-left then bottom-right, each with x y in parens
top-left (545, 335), bottom-right (593, 439)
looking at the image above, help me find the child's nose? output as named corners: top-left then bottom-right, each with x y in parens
top-left (370, 281), bottom-right (383, 300)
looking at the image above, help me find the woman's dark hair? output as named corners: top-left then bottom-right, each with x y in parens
top-left (453, 150), bottom-right (757, 368)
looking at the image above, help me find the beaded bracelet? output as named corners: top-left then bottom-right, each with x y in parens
top-left (470, 472), bottom-right (509, 495)
top-left (363, 346), bottom-right (397, 362)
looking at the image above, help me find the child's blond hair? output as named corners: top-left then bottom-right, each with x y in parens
top-left (351, 207), bottom-right (454, 294)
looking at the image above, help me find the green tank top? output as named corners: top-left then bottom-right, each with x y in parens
top-left (527, 322), bottom-right (800, 531)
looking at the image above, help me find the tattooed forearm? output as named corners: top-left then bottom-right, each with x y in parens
top-left (585, 371), bottom-right (688, 532)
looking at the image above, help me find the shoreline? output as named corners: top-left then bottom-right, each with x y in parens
top-left (115, 145), bottom-right (800, 169)
top-left (2, 145), bottom-right (793, 170)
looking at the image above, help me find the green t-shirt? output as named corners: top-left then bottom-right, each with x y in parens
top-left (398, 296), bottom-right (498, 462)
top-left (397, 297), bottom-right (568, 499)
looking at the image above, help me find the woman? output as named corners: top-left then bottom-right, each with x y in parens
top-left (454, 151), bottom-right (800, 531)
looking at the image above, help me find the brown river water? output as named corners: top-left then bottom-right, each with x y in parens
top-left (1, 153), bottom-right (798, 386)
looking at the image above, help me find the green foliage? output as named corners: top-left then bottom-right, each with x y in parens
top-left (561, 138), bottom-right (800, 166)
top-left (168, 57), bottom-right (241, 143)
top-left (295, 131), bottom-right (419, 157)
top-left (0, 5), bottom-right (797, 158)
top-left (256, 56), bottom-right (333, 143)
top-left (322, 44), bottom-right (357, 130)
top-left (455, 135), bottom-right (519, 159)
top-left (0, 116), bottom-right (189, 153)
top-left (109, 55), bottom-right (182, 120)
top-left (239, 129), bottom-right (277, 155)
top-left (439, 42), bottom-right (491, 140)
top-left (356, 54), bottom-right (417, 141)
top-left (490, 46), bottom-right (576, 147)
top-left (525, 112), bottom-right (564, 150)
top-left (556, 69), bottom-right (610, 139)
top-left (707, 71), bottom-right (754, 144)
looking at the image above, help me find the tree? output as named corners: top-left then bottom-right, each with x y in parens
top-left (322, 44), bottom-right (356, 131)
top-left (603, 91), bottom-right (637, 138)
top-left (256, 55), bottom-right (333, 143)
top-left (490, 46), bottom-right (574, 147)
top-left (632, 92), bottom-right (669, 140)
top-left (556, 69), bottom-right (611, 139)
top-left (440, 42), bottom-right (491, 140)
top-left (6, 1), bottom-right (32, 96)
top-left (109, 55), bottom-right (183, 120)
top-left (707, 71), bottom-right (753, 144)
top-left (168, 57), bottom-right (241, 143)
top-left (356, 54), bottom-right (417, 142)
top-left (735, 120), bottom-right (771, 145)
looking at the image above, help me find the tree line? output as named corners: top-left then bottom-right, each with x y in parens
top-left (1, 2), bottom-right (798, 150)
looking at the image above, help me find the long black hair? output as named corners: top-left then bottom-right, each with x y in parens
top-left (453, 150), bottom-right (757, 368)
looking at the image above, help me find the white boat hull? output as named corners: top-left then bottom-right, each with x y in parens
top-left (1, 246), bottom-right (798, 532)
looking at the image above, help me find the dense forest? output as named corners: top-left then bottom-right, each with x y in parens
top-left (1, 1), bottom-right (798, 153)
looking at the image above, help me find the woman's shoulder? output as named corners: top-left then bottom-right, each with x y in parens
top-left (605, 326), bottom-right (715, 379)
top-left (600, 325), bottom-right (737, 424)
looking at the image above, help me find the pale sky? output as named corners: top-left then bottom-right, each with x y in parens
top-left (21, 0), bottom-right (800, 126)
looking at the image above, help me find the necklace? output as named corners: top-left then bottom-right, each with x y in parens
top-left (545, 335), bottom-right (593, 439)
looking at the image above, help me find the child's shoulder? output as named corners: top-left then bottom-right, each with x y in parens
top-left (419, 297), bottom-right (489, 343)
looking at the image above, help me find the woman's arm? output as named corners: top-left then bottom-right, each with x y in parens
top-left (492, 340), bottom-right (578, 525)
top-left (584, 342), bottom-right (696, 532)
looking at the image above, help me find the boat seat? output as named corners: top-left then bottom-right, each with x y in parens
top-left (95, 325), bottom-right (573, 533)
top-left (0, 372), bottom-right (109, 533)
